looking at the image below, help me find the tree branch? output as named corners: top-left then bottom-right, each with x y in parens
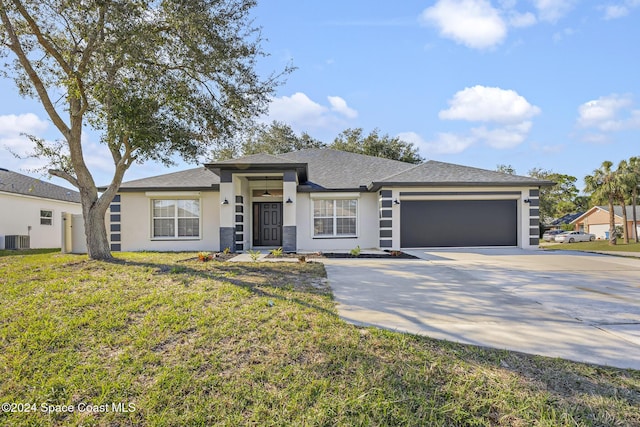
top-left (0, 3), bottom-right (71, 139)
top-left (48, 168), bottom-right (79, 189)
top-left (11, 0), bottom-right (73, 75)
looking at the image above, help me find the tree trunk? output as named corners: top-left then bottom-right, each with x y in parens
top-left (80, 190), bottom-right (113, 261)
top-left (621, 201), bottom-right (629, 244)
top-left (608, 197), bottom-right (617, 245)
top-left (633, 187), bottom-right (638, 243)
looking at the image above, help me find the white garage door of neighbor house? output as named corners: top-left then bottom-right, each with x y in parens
top-left (588, 224), bottom-right (610, 240)
top-left (400, 199), bottom-right (518, 248)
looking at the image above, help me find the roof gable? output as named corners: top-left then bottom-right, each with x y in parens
top-left (0, 168), bottom-right (80, 203)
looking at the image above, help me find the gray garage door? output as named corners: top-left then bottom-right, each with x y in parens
top-left (400, 200), bottom-right (517, 247)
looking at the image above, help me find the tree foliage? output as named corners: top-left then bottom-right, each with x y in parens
top-left (211, 121), bottom-right (324, 160)
top-left (527, 168), bottom-right (579, 223)
top-left (212, 124), bottom-right (425, 164)
top-left (0, 0), bottom-right (285, 259)
top-left (329, 128), bottom-right (423, 164)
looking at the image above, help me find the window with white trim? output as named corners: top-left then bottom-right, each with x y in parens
top-left (152, 199), bottom-right (200, 238)
top-left (313, 199), bottom-right (357, 237)
top-left (40, 210), bottom-right (53, 225)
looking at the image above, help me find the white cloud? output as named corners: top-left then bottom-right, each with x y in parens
top-left (439, 85), bottom-right (540, 124)
top-left (603, 5), bottom-right (630, 19)
top-left (266, 92), bottom-right (358, 131)
top-left (532, 0), bottom-right (576, 22)
top-left (508, 11), bottom-right (537, 27)
top-left (426, 86), bottom-right (539, 152)
top-left (471, 122), bottom-right (532, 149)
top-left (0, 113), bottom-right (49, 149)
top-left (576, 94), bottom-right (640, 131)
top-left (398, 131), bottom-right (476, 155)
top-left (328, 96), bottom-right (358, 119)
top-left (601, 1), bottom-right (640, 19)
top-left (419, 0), bottom-right (507, 49)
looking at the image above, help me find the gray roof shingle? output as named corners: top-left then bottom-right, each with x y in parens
top-left (117, 167), bottom-right (219, 190)
top-left (375, 160), bottom-right (553, 187)
top-left (279, 148), bottom-right (413, 189)
top-left (114, 149), bottom-right (552, 191)
top-left (0, 168), bottom-right (80, 203)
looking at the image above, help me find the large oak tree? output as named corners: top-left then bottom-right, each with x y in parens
top-left (0, 0), bottom-right (285, 259)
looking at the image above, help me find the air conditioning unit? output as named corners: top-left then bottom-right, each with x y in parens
top-left (5, 235), bottom-right (30, 250)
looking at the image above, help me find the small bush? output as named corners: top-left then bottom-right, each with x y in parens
top-left (270, 247), bottom-right (283, 257)
top-left (247, 249), bottom-right (261, 262)
top-left (197, 252), bottom-right (213, 262)
top-left (350, 245), bottom-right (361, 257)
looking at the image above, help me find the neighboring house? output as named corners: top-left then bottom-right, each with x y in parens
top-left (0, 168), bottom-right (81, 249)
top-left (103, 148), bottom-right (553, 253)
top-left (572, 206), bottom-right (640, 240)
top-left (547, 212), bottom-right (584, 230)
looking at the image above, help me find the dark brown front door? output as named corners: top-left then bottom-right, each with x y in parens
top-left (253, 202), bottom-right (282, 246)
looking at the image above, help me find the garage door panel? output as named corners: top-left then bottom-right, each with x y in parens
top-left (401, 200), bottom-right (517, 247)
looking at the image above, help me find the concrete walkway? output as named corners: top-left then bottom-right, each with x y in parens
top-left (321, 249), bottom-right (640, 370)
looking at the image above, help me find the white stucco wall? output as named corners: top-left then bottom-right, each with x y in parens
top-left (0, 191), bottom-right (82, 249)
top-left (296, 192), bottom-right (379, 251)
top-left (117, 191), bottom-right (220, 252)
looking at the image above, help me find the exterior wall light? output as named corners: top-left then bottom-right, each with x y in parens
top-left (221, 198), bottom-right (229, 205)
top-left (286, 198), bottom-right (293, 204)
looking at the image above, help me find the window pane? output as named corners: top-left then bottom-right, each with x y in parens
top-left (178, 218), bottom-right (199, 237)
top-left (178, 200), bottom-right (199, 218)
top-left (40, 210), bottom-right (52, 218)
top-left (40, 218), bottom-right (52, 225)
top-left (153, 218), bottom-right (175, 237)
top-left (336, 199), bottom-right (356, 217)
top-left (153, 200), bottom-right (175, 218)
top-left (337, 218), bottom-right (356, 235)
top-left (313, 200), bottom-right (333, 217)
top-left (314, 218), bottom-right (333, 236)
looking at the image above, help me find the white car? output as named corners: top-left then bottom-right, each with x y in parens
top-left (554, 231), bottom-right (596, 243)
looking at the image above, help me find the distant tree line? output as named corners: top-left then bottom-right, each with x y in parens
top-left (210, 121), bottom-right (424, 164)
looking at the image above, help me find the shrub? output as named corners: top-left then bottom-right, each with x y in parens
top-left (270, 247), bottom-right (283, 257)
top-left (197, 252), bottom-right (213, 262)
top-left (246, 249), bottom-right (261, 262)
top-left (350, 245), bottom-right (361, 257)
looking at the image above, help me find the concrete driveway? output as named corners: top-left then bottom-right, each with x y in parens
top-left (321, 248), bottom-right (640, 370)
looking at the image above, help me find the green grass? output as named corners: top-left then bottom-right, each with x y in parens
top-left (543, 240), bottom-right (640, 253)
top-left (1, 252), bottom-right (639, 426)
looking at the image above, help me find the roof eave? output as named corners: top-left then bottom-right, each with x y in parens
top-left (100, 185), bottom-right (220, 193)
top-left (369, 180), bottom-right (555, 191)
top-left (204, 162), bottom-right (309, 183)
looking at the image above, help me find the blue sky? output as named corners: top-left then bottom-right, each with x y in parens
top-left (1, 0), bottom-right (639, 191)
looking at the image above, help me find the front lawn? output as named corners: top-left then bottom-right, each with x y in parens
top-left (1, 252), bottom-right (639, 426)
top-left (544, 240), bottom-right (640, 253)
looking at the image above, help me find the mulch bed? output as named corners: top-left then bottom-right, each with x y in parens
top-left (266, 251), bottom-right (418, 259)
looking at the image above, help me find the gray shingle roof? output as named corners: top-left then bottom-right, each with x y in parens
top-left (278, 148), bottom-right (413, 189)
top-left (374, 160), bottom-right (553, 187)
top-left (114, 149), bottom-right (552, 191)
top-left (0, 168), bottom-right (80, 203)
top-left (117, 167), bottom-right (219, 191)
top-left (599, 205), bottom-right (640, 219)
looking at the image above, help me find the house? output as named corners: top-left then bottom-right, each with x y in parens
top-left (547, 212), bottom-right (584, 230)
top-left (104, 149), bottom-right (553, 253)
top-left (572, 206), bottom-right (640, 240)
top-left (0, 168), bottom-right (81, 249)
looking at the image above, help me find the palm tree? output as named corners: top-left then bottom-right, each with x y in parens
top-left (629, 156), bottom-right (640, 243)
top-left (584, 161), bottom-right (618, 245)
top-left (616, 160), bottom-right (631, 244)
